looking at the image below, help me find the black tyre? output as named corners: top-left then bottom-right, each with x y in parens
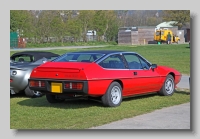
top-left (158, 74), bottom-right (175, 96)
top-left (101, 82), bottom-right (122, 107)
top-left (25, 86), bottom-right (43, 98)
top-left (46, 94), bottom-right (65, 103)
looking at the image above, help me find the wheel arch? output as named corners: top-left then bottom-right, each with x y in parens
top-left (112, 79), bottom-right (123, 90)
top-left (168, 72), bottom-right (175, 80)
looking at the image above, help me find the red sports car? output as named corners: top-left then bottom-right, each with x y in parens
top-left (28, 50), bottom-right (182, 107)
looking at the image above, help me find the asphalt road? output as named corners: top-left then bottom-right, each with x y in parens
top-left (177, 75), bottom-right (190, 89)
top-left (90, 75), bottom-right (190, 129)
top-left (90, 103), bottom-right (190, 129)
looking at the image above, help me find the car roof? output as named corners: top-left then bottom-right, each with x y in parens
top-left (11, 51), bottom-right (59, 61)
top-left (68, 50), bottom-right (135, 55)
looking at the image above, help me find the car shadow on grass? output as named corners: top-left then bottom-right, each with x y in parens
top-left (17, 96), bottom-right (103, 109)
top-left (10, 92), bottom-right (27, 98)
top-left (175, 88), bottom-right (190, 95)
top-left (16, 90), bottom-right (190, 109)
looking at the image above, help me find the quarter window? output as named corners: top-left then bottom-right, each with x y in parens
top-left (99, 54), bottom-right (125, 69)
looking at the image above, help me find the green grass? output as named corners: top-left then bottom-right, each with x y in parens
top-left (10, 89), bottom-right (190, 129)
top-left (10, 44), bottom-right (190, 75)
top-left (18, 41), bottom-right (117, 48)
top-left (10, 43), bottom-right (190, 129)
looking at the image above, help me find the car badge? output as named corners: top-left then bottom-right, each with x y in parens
top-left (56, 73), bottom-right (58, 76)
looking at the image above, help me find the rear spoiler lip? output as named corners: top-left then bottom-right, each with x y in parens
top-left (35, 67), bottom-right (81, 73)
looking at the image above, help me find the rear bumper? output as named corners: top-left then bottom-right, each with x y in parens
top-left (10, 88), bottom-right (16, 94)
top-left (28, 78), bottom-right (88, 96)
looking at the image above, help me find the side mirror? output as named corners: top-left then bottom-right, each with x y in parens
top-left (151, 64), bottom-right (157, 71)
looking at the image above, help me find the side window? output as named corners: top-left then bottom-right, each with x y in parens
top-left (123, 54), bottom-right (142, 69)
top-left (99, 54), bottom-right (125, 69)
top-left (139, 58), bottom-right (150, 69)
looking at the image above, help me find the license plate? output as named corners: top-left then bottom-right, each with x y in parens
top-left (51, 82), bottom-right (62, 93)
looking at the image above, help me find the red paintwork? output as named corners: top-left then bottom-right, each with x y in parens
top-left (30, 62), bottom-right (182, 97)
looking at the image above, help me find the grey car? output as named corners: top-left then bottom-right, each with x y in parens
top-left (10, 51), bottom-right (59, 98)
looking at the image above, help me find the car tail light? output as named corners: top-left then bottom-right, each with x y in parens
top-left (64, 82), bottom-right (83, 90)
top-left (72, 83), bottom-right (83, 90)
top-left (29, 80), bottom-right (45, 87)
top-left (65, 83), bottom-right (70, 89)
top-left (10, 79), bottom-right (13, 82)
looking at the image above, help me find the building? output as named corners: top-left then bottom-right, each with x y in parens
top-left (118, 21), bottom-right (185, 45)
top-left (181, 22), bottom-right (190, 42)
top-left (118, 26), bottom-right (156, 45)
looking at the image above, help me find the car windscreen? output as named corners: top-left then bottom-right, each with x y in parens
top-left (156, 31), bottom-right (160, 36)
top-left (53, 53), bottom-right (104, 63)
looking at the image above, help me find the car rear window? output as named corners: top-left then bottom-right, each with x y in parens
top-left (53, 53), bottom-right (104, 63)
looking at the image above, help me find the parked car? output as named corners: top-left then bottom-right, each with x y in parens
top-left (28, 50), bottom-right (182, 106)
top-left (10, 51), bottom-right (59, 98)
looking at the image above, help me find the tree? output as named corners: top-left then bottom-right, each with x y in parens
top-left (36, 10), bottom-right (58, 43)
top-left (146, 17), bottom-right (157, 26)
top-left (78, 10), bottom-right (95, 42)
top-left (105, 11), bottom-right (120, 42)
top-left (93, 10), bottom-right (113, 41)
top-left (10, 10), bottom-right (32, 36)
top-left (66, 18), bottom-right (82, 42)
top-left (50, 14), bottom-right (66, 43)
top-left (117, 10), bottom-right (128, 27)
top-left (162, 10), bottom-right (190, 29)
top-left (25, 11), bottom-right (41, 43)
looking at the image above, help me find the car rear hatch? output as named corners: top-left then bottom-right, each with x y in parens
top-left (30, 62), bottom-right (91, 80)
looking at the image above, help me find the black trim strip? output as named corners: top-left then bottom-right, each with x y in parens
top-left (28, 79), bottom-right (88, 95)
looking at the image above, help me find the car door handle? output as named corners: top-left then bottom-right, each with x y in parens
top-left (133, 72), bottom-right (137, 75)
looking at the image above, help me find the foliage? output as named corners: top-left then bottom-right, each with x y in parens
top-left (10, 10), bottom-right (32, 36)
top-left (78, 10), bottom-right (95, 42)
top-left (10, 10), bottom-right (190, 44)
top-left (66, 18), bottom-right (82, 42)
top-left (36, 11), bottom-right (57, 43)
top-left (105, 11), bottom-right (120, 42)
top-left (50, 11), bottom-right (67, 43)
top-left (93, 10), bottom-right (109, 41)
top-left (162, 10), bottom-right (190, 29)
top-left (124, 10), bottom-right (163, 26)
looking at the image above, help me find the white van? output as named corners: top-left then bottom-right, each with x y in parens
top-left (86, 30), bottom-right (96, 36)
